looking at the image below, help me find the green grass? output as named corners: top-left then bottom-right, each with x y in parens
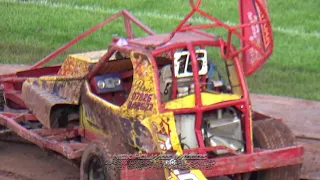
top-left (0, 0), bottom-right (319, 100)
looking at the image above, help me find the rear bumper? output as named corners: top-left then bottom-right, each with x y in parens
top-left (201, 145), bottom-right (303, 177)
top-left (121, 145), bottom-right (304, 179)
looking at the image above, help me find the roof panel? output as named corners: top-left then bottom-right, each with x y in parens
top-left (129, 31), bottom-right (216, 47)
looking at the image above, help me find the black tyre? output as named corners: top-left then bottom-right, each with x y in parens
top-left (80, 141), bottom-right (124, 180)
top-left (250, 119), bottom-right (302, 180)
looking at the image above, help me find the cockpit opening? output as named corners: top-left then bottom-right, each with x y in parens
top-left (157, 46), bottom-right (239, 104)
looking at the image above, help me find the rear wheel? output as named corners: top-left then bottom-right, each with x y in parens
top-left (250, 119), bottom-right (301, 180)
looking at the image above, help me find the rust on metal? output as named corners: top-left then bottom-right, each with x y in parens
top-left (31, 128), bottom-right (80, 136)
top-left (121, 146), bottom-right (303, 178)
top-left (32, 127), bottom-right (81, 141)
top-left (0, 114), bottom-right (86, 159)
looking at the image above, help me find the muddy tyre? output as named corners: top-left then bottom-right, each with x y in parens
top-left (80, 141), bottom-right (127, 180)
top-left (251, 119), bottom-right (302, 180)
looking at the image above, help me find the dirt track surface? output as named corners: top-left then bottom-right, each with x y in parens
top-left (0, 65), bottom-right (319, 179)
top-left (0, 142), bottom-right (79, 180)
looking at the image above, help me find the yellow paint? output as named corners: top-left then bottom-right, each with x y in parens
top-left (58, 55), bottom-right (95, 76)
top-left (166, 114), bottom-right (183, 153)
top-left (57, 50), bottom-right (110, 77)
top-left (249, 104), bottom-right (253, 152)
top-left (57, 50), bottom-right (124, 76)
top-left (80, 82), bottom-right (121, 138)
top-left (120, 51), bottom-right (159, 118)
top-left (38, 75), bottom-right (83, 81)
top-left (165, 92), bottom-right (241, 109)
top-left (77, 50), bottom-right (208, 179)
top-left (141, 113), bottom-right (181, 153)
top-left (141, 113), bottom-right (207, 180)
top-left (25, 77), bottom-right (83, 104)
top-left (80, 104), bottom-right (113, 138)
top-left (80, 51), bottom-right (160, 148)
top-left (69, 50), bottom-right (108, 63)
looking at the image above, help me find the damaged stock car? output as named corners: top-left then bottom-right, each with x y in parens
top-left (0, 0), bottom-right (307, 179)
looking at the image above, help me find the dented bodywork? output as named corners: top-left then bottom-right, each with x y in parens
top-left (0, 0), bottom-right (313, 179)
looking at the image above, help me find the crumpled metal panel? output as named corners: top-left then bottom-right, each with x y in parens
top-left (22, 78), bottom-right (83, 128)
top-left (25, 77), bottom-right (83, 104)
top-left (80, 51), bottom-right (173, 153)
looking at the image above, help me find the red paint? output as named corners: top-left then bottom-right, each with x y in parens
top-left (239, 0), bottom-right (273, 76)
top-left (0, 114), bottom-right (85, 159)
top-left (16, 65), bottom-right (61, 77)
top-left (124, 16), bottom-right (134, 39)
top-left (4, 92), bottom-right (26, 108)
top-left (121, 146), bottom-right (303, 178)
top-left (171, 65), bottom-right (177, 100)
top-left (120, 70), bottom-right (134, 79)
top-left (184, 145), bottom-right (237, 155)
top-left (187, 43), bottom-right (202, 108)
